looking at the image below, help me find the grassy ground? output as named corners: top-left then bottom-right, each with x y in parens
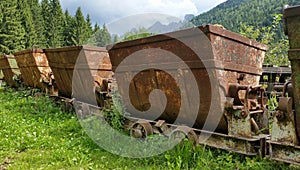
top-left (0, 87), bottom-right (297, 169)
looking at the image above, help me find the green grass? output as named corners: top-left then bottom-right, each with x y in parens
top-left (0, 87), bottom-right (296, 169)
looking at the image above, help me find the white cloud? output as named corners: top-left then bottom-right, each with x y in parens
top-left (60, 0), bottom-right (226, 25)
top-left (192, 0), bottom-right (227, 13)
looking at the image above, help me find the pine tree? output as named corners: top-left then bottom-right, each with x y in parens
top-left (87, 23), bottom-right (99, 46)
top-left (98, 24), bottom-right (112, 46)
top-left (42, 0), bottom-right (65, 48)
top-left (0, 0), bottom-right (25, 54)
top-left (63, 9), bottom-right (75, 46)
top-left (50, 0), bottom-right (65, 47)
top-left (93, 23), bottom-right (100, 34)
top-left (41, 0), bottom-right (51, 47)
top-left (40, 1), bottom-right (49, 26)
top-left (87, 24), bottom-right (112, 47)
top-left (28, 0), bottom-right (46, 47)
top-left (73, 7), bottom-right (86, 45)
top-left (0, 4), bottom-right (3, 25)
top-left (113, 35), bottom-right (119, 43)
top-left (85, 14), bottom-right (93, 42)
top-left (17, 0), bottom-right (36, 48)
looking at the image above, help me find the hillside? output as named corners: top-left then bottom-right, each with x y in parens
top-left (144, 14), bottom-right (194, 34)
top-left (191, 0), bottom-right (300, 33)
top-left (147, 21), bottom-right (183, 34)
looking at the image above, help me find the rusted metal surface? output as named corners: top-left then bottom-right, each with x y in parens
top-left (13, 48), bottom-right (54, 92)
top-left (169, 126), bottom-right (198, 145)
top-left (130, 120), bottom-right (153, 138)
top-left (44, 46), bottom-right (112, 105)
top-left (198, 130), bottom-right (267, 156)
top-left (269, 81), bottom-right (299, 164)
top-left (271, 82), bottom-right (298, 145)
top-left (266, 6), bottom-right (300, 164)
top-left (268, 141), bottom-right (300, 165)
top-left (0, 54), bottom-right (20, 87)
top-left (284, 5), bottom-right (300, 49)
top-left (108, 25), bottom-right (267, 134)
top-left (284, 5), bottom-right (300, 142)
top-left (225, 84), bottom-right (268, 138)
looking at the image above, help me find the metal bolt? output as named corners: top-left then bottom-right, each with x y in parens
top-left (240, 111), bottom-right (248, 118)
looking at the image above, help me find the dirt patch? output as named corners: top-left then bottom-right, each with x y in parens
top-left (0, 157), bottom-right (14, 170)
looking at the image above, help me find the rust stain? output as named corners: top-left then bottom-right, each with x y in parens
top-left (284, 5), bottom-right (300, 142)
top-left (44, 46), bottom-right (112, 106)
top-left (108, 25), bottom-right (266, 134)
top-left (0, 54), bottom-right (20, 87)
top-left (13, 48), bottom-right (56, 94)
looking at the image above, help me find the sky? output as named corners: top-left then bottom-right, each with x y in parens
top-left (59, 0), bottom-right (227, 35)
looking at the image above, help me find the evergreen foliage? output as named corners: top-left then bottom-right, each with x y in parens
top-left (0, 0), bottom-right (25, 54)
top-left (93, 24), bottom-right (101, 34)
top-left (191, 0), bottom-right (300, 36)
top-left (113, 35), bottom-right (119, 43)
top-left (87, 24), bottom-right (112, 47)
top-left (73, 7), bottom-right (86, 45)
top-left (0, 0), bottom-right (112, 54)
top-left (85, 14), bottom-right (94, 42)
top-left (46, 0), bottom-right (65, 48)
top-left (41, 0), bottom-right (51, 47)
top-left (28, 0), bottom-right (46, 47)
top-left (63, 9), bottom-right (75, 46)
top-left (17, 0), bottom-right (36, 48)
top-left (239, 14), bottom-right (290, 66)
top-left (191, 0), bottom-right (300, 66)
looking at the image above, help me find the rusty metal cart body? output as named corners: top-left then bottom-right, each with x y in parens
top-left (0, 54), bottom-right (20, 87)
top-left (267, 5), bottom-right (300, 165)
top-left (44, 46), bottom-right (112, 106)
top-left (14, 48), bottom-right (56, 94)
top-left (108, 25), bottom-right (268, 156)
